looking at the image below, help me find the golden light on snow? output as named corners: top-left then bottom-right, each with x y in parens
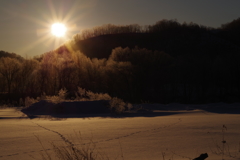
top-left (51, 23), bottom-right (67, 37)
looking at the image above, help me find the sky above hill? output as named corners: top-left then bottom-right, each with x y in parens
top-left (0, 0), bottom-right (240, 57)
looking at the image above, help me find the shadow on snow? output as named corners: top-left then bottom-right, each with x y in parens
top-left (18, 100), bottom-right (240, 120)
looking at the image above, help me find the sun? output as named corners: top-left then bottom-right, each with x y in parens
top-left (51, 23), bottom-right (67, 37)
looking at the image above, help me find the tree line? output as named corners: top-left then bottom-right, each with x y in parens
top-left (73, 19), bottom-right (211, 41)
top-left (1, 46), bottom-right (240, 104)
top-left (1, 18), bottom-right (240, 104)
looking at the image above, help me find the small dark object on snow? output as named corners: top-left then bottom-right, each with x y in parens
top-left (193, 153), bottom-right (208, 160)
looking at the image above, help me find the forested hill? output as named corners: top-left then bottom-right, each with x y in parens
top-left (0, 50), bottom-right (24, 61)
top-left (71, 19), bottom-right (240, 59)
top-left (1, 19), bottom-right (240, 104)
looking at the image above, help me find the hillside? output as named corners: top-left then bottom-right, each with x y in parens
top-left (1, 19), bottom-right (240, 104)
top-left (0, 50), bottom-right (24, 61)
top-left (71, 19), bottom-right (240, 59)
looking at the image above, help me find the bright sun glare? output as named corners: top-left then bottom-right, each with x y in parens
top-left (51, 23), bottom-right (67, 37)
top-left (20, 0), bottom-right (89, 54)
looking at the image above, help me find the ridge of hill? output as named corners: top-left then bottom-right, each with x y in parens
top-left (0, 50), bottom-right (24, 61)
top-left (71, 21), bottom-right (240, 59)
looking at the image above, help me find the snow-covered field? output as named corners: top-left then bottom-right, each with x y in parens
top-left (1, 103), bottom-right (240, 160)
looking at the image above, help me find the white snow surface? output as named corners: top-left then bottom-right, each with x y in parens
top-left (1, 103), bottom-right (240, 160)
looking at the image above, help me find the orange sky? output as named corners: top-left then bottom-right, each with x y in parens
top-left (0, 0), bottom-right (240, 57)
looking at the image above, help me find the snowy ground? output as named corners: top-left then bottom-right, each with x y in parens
top-left (0, 103), bottom-right (240, 160)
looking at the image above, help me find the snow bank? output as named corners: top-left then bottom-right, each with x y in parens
top-left (136, 102), bottom-right (240, 113)
top-left (21, 100), bottom-right (110, 116)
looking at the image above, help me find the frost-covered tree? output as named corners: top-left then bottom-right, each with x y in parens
top-left (0, 57), bottom-right (21, 93)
